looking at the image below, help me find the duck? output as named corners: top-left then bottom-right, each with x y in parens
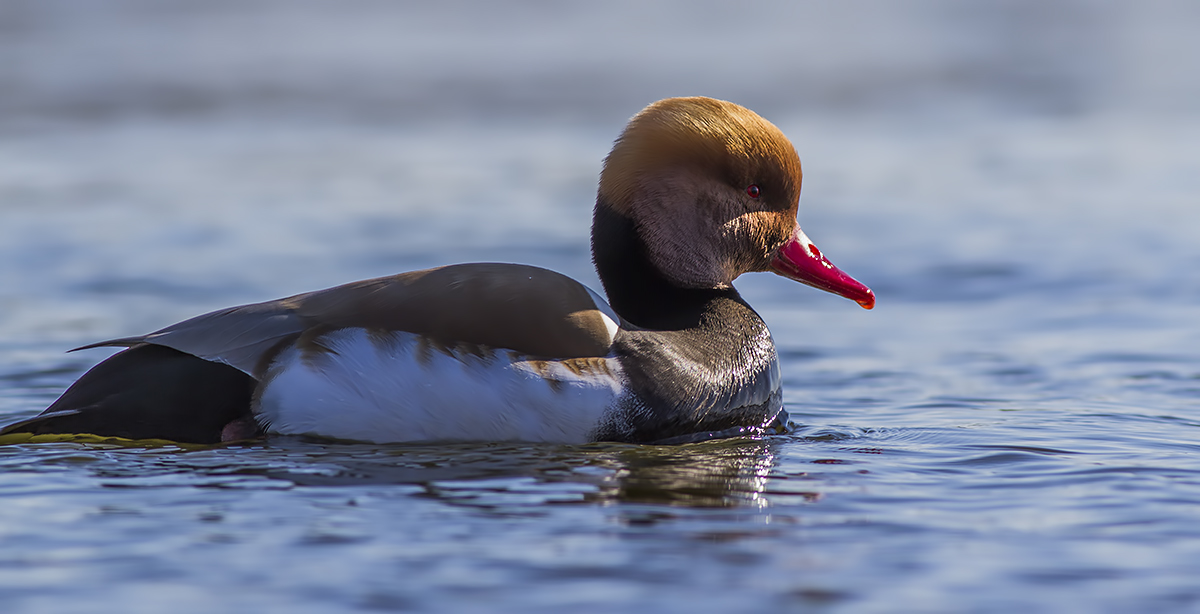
top-left (1, 97), bottom-right (874, 446)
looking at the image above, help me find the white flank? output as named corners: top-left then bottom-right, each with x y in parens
top-left (255, 328), bottom-right (625, 444)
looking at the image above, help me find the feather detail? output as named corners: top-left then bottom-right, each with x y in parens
top-left (75, 263), bottom-right (619, 378)
top-left (255, 328), bottom-right (625, 443)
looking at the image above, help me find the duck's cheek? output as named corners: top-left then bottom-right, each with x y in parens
top-left (632, 205), bottom-right (730, 288)
top-left (719, 210), bottom-right (794, 274)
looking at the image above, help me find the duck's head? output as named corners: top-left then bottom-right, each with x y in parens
top-left (592, 97), bottom-right (875, 314)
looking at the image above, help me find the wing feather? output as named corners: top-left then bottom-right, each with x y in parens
top-left (76, 264), bottom-right (618, 378)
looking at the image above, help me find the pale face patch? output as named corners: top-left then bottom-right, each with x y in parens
top-left (627, 170), bottom-right (795, 289)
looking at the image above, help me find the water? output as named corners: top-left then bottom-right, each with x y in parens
top-left (3, 2), bottom-right (1200, 612)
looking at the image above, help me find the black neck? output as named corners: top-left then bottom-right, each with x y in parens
top-left (591, 198), bottom-right (738, 330)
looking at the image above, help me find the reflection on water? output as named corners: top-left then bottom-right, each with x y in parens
top-left (1, 436), bottom-right (782, 510)
top-left (591, 440), bottom-right (775, 509)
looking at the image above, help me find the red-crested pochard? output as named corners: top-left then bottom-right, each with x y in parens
top-left (2, 97), bottom-right (874, 445)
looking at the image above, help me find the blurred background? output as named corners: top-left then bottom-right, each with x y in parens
top-left (4, 0), bottom-right (1199, 123)
top-left (2, 0), bottom-right (1198, 322)
top-left (3, 0), bottom-right (1199, 375)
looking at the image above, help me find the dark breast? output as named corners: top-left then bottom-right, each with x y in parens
top-left (597, 294), bottom-right (782, 443)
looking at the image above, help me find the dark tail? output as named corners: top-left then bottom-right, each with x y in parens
top-left (1, 344), bottom-right (258, 444)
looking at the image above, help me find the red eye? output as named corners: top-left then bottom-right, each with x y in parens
top-left (746, 184), bottom-right (761, 199)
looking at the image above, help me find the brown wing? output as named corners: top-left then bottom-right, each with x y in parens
top-left (78, 263), bottom-right (619, 377)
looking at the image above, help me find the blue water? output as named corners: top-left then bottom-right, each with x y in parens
top-left (3, 2), bottom-right (1200, 612)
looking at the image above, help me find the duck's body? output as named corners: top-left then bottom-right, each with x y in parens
top-left (2, 97), bottom-right (873, 445)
